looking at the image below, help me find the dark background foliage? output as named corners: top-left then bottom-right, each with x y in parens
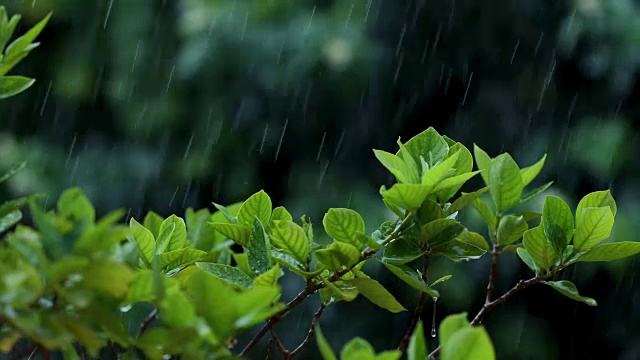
top-left (1, 0), bottom-right (640, 358)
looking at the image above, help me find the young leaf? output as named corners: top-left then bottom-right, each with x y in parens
top-left (128, 218), bottom-right (155, 268)
top-left (381, 183), bottom-right (431, 211)
top-left (373, 149), bottom-right (410, 183)
top-left (247, 217), bottom-right (271, 275)
top-left (186, 208), bottom-right (217, 251)
top-left (458, 230), bottom-right (490, 251)
top-left (379, 261), bottom-right (440, 299)
top-left (470, 198), bottom-right (497, 229)
top-left (520, 154), bottom-right (547, 187)
top-left (341, 338), bottom-right (377, 360)
top-left (270, 206), bottom-right (293, 223)
top-left (237, 190), bottom-right (272, 228)
top-left (542, 280), bottom-right (597, 306)
top-left (320, 277), bottom-right (359, 303)
top-left (0, 210), bottom-right (21, 233)
top-left (5, 12), bottom-right (51, 57)
top-left (269, 220), bottom-right (310, 264)
top-left (576, 242), bottom-right (640, 262)
top-left (473, 144), bottom-right (492, 186)
top-left (516, 248), bottom-right (539, 273)
top-left (435, 142), bottom-right (475, 201)
top-left (195, 263), bottom-right (254, 290)
top-left (573, 207), bottom-right (614, 251)
top-left (253, 264), bottom-right (283, 288)
top-left (417, 199), bottom-right (445, 224)
top-left (212, 202), bottom-right (239, 223)
top-left (542, 196), bottom-right (575, 255)
top-left (0, 75), bottom-right (34, 99)
top-left (441, 327), bottom-right (496, 360)
top-left (522, 225), bottom-right (558, 272)
top-left (438, 312), bottom-right (471, 345)
top-left (396, 140), bottom-right (420, 184)
top-left (497, 215), bottom-right (528, 246)
top-left (271, 250), bottom-right (323, 279)
top-left (186, 271), bottom-right (236, 339)
top-left (143, 211), bottom-right (164, 239)
top-left (431, 275), bottom-right (453, 287)
top-left (158, 248), bottom-right (207, 272)
top-left (323, 208), bottom-right (366, 248)
top-left (408, 321), bottom-right (427, 360)
top-left (344, 278), bottom-right (406, 313)
top-left (57, 187), bottom-right (95, 223)
top-left (576, 190), bottom-right (617, 219)
top-left (315, 242), bottom-right (361, 271)
top-left (518, 181), bottom-right (553, 207)
top-left (421, 150), bottom-right (459, 188)
top-left (432, 171), bottom-right (481, 197)
top-left (420, 219), bottom-right (465, 247)
top-left (209, 223), bottom-right (250, 247)
top-left (316, 325), bottom-right (337, 360)
top-left (400, 127), bottom-right (449, 167)
top-left (446, 186), bottom-right (490, 216)
top-left (489, 153), bottom-right (524, 212)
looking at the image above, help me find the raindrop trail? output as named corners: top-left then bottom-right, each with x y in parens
top-left (306, 5), bottom-right (316, 32)
top-left (182, 180), bottom-right (192, 208)
top-left (510, 39), bottom-right (520, 64)
top-left (316, 132), bottom-right (327, 162)
top-left (431, 298), bottom-right (438, 337)
top-left (461, 72), bottom-right (474, 106)
top-left (183, 133), bottom-right (194, 160)
top-left (317, 161), bottom-right (330, 189)
top-left (345, 2), bottom-right (355, 28)
top-left (39, 81), bottom-right (52, 116)
top-left (394, 53), bottom-right (405, 84)
top-left (103, 0), bottom-right (114, 29)
top-left (165, 66), bottom-right (175, 93)
top-left (396, 24), bottom-right (407, 56)
top-left (169, 186), bottom-right (179, 208)
top-left (274, 119), bottom-right (288, 161)
top-left (333, 129), bottom-right (346, 159)
top-left (64, 134), bottom-right (77, 169)
top-left (259, 124), bottom-right (269, 154)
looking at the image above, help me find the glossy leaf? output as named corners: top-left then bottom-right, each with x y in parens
top-left (128, 218), bottom-right (155, 268)
top-left (0, 210), bottom-right (21, 233)
top-left (439, 312), bottom-right (471, 345)
top-left (446, 187), bottom-right (490, 216)
top-left (374, 149), bottom-right (410, 183)
top-left (400, 127), bottom-right (449, 167)
top-left (488, 153), bottom-right (523, 212)
top-left (573, 206), bottom-right (614, 251)
top-left (497, 215), bottom-right (528, 246)
top-left (542, 280), bottom-right (597, 306)
top-left (57, 187), bottom-right (95, 223)
top-left (542, 196), bottom-right (574, 255)
top-left (344, 277), bottom-right (406, 313)
top-left (382, 236), bottom-right (425, 265)
top-left (158, 215), bottom-right (188, 252)
top-left (420, 219), bottom-right (465, 247)
top-left (269, 220), bottom-right (310, 264)
top-left (341, 338), bottom-right (377, 360)
top-left (237, 190), bottom-right (272, 228)
top-left (209, 223), bottom-right (250, 247)
top-left (143, 211), bottom-right (164, 238)
top-left (323, 208), bottom-right (366, 248)
top-left (518, 181), bottom-right (553, 207)
top-left (473, 144), bottom-right (492, 186)
top-left (435, 143), bottom-right (474, 201)
top-left (441, 326), bottom-right (496, 360)
top-left (186, 208), bottom-right (217, 251)
top-left (253, 264), bottom-right (283, 288)
top-left (158, 248), bottom-right (207, 272)
top-left (381, 183), bottom-right (431, 211)
top-left (315, 241), bottom-right (361, 271)
top-left (380, 261), bottom-right (439, 299)
top-left (421, 150), bottom-right (459, 188)
top-left (522, 225), bottom-right (558, 272)
top-left (196, 263), bottom-right (254, 290)
top-left (576, 190), bottom-right (617, 219)
top-left (470, 198), bottom-right (497, 229)
top-left (247, 217), bottom-right (271, 275)
top-left (0, 75), bottom-right (34, 99)
top-left (270, 206), bottom-right (293, 223)
top-left (576, 242), bottom-right (640, 262)
top-left (516, 248), bottom-right (539, 273)
top-left (520, 154), bottom-right (547, 187)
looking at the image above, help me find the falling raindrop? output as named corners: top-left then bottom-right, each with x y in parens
top-left (431, 298), bottom-right (438, 338)
top-left (316, 132), bottom-right (327, 162)
top-left (103, 0), bottom-right (114, 29)
top-left (274, 119), bottom-right (288, 161)
top-left (39, 81), bottom-right (52, 116)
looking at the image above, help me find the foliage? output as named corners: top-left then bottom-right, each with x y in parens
top-left (0, 122), bottom-right (638, 359)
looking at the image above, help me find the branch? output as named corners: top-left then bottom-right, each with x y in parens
top-left (397, 254), bottom-right (430, 354)
top-left (269, 329), bottom-right (288, 358)
top-left (484, 244), bottom-right (500, 305)
top-left (239, 214), bottom-right (414, 357)
top-left (137, 308), bottom-right (158, 339)
top-left (290, 304), bottom-right (325, 358)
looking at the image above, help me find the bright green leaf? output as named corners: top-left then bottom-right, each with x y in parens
top-left (128, 218), bottom-right (155, 268)
top-left (470, 198), bottom-right (497, 229)
top-left (57, 187), bottom-right (95, 223)
top-left (542, 196), bottom-right (575, 256)
top-left (381, 183), bottom-right (431, 211)
top-left (269, 220), bottom-right (310, 264)
top-left (379, 261), bottom-right (439, 299)
top-left (315, 241), bottom-right (361, 271)
top-left (542, 280), bottom-right (597, 306)
top-left (497, 215), bottom-right (528, 246)
top-left (196, 263), bottom-right (254, 290)
top-left (316, 325), bottom-right (337, 360)
top-left (420, 219), bottom-right (465, 247)
top-left (374, 149), bottom-right (410, 183)
top-left (576, 190), bottom-right (617, 219)
top-left (0, 75), bottom-right (34, 99)
top-left (516, 247), bottom-right (539, 273)
top-left (253, 264), bottom-right (283, 288)
top-left (247, 217), bottom-right (271, 275)
top-left (210, 222), bottom-right (250, 247)
top-left (518, 181), bottom-right (553, 207)
top-left (520, 154), bottom-right (547, 187)
top-left (441, 326), bottom-right (496, 360)
top-left (158, 215), bottom-right (188, 252)
top-left (0, 210), bottom-right (21, 233)
top-left (400, 128), bottom-right (450, 167)
top-left (522, 225), bottom-right (558, 272)
top-left (270, 206), bottom-right (293, 223)
top-left (473, 144), bottom-right (492, 186)
top-left (143, 211), bottom-right (164, 239)
top-left (340, 337), bottom-right (377, 360)
top-left (576, 242), bottom-right (640, 262)
top-left (237, 190), bottom-right (272, 228)
top-left (573, 207), bottom-right (614, 251)
top-left (489, 153), bottom-right (523, 212)
top-left (408, 321), bottom-right (427, 360)
top-left (323, 208), bottom-right (366, 248)
top-left (446, 187), bottom-right (490, 216)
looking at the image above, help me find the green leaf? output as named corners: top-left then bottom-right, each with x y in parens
top-left (232, 252), bottom-right (254, 277)
top-left (0, 210), bottom-right (21, 233)
top-left (323, 208), bottom-right (366, 248)
top-left (573, 207), bottom-right (614, 251)
top-left (441, 327), bottom-right (496, 360)
top-left (210, 223), bottom-right (250, 247)
top-left (435, 143), bottom-right (475, 201)
top-left (0, 161), bottom-right (26, 184)
top-left (316, 325), bottom-right (337, 360)
top-left (497, 215), bottom-right (528, 246)
top-left (396, 139), bottom-right (420, 184)
top-left (381, 183), bottom-right (431, 211)
top-left (196, 263), bottom-right (254, 290)
top-left (375, 350), bottom-right (402, 360)
top-left (518, 181), bottom-right (553, 207)
top-left (158, 215), bottom-right (188, 252)
top-left (0, 75), bottom-right (34, 99)
top-left (430, 275), bottom-right (453, 287)
top-left (374, 149), bottom-right (410, 183)
top-left (270, 206), bottom-right (293, 223)
top-left (576, 190), bottom-right (617, 219)
top-left (57, 187), bottom-right (95, 223)
top-left (269, 220), bottom-right (310, 264)
top-left (458, 230), bottom-right (490, 251)
top-left (446, 187), bottom-right (490, 216)
top-left (470, 198), bottom-right (497, 229)
top-left (432, 171), bottom-right (481, 197)
top-left (128, 218), bottom-right (155, 268)
top-left (186, 270), bottom-right (236, 339)
top-left (421, 150), bottom-right (459, 188)
top-left (408, 321), bottom-right (427, 360)
top-left (341, 337), bottom-right (377, 360)
top-left (320, 277), bottom-right (359, 303)
top-left (516, 247), bottom-right (539, 273)
top-left (237, 190), bottom-right (272, 228)
top-left (401, 128), bottom-right (450, 166)
top-left (542, 280), bottom-right (597, 306)
top-left (522, 225), bottom-right (558, 272)
top-left (520, 154), bottom-right (547, 187)
top-left (271, 250), bottom-right (323, 279)
top-left (212, 202), bottom-right (239, 223)
top-left (247, 217), bottom-right (271, 275)
top-left (417, 200), bottom-right (445, 224)
top-left (158, 290), bottom-right (197, 329)
top-left (253, 264), bottom-right (283, 288)
top-left (143, 211), bottom-right (164, 238)
top-left (433, 237), bottom-right (487, 262)
top-left (439, 312), bottom-right (471, 345)
top-left (473, 144), bottom-right (492, 186)
top-left (542, 196), bottom-right (575, 256)
top-left (186, 208), bottom-right (217, 251)
top-left (344, 277), bottom-right (406, 313)
top-left (380, 261), bottom-right (439, 299)
top-left (382, 236), bottom-right (425, 265)
top-left (488, 153), bottom-right (524, 212)
top-left (576, 242), bottom-right (640, 262)
top-left (158, 248), bottom-right (207, 272)
top-left (315, 241), bottom-right (361, 271)
top-left (420, 219), bottom-right (465, 247)
top-left (5, 12), bottom-right (51, 57)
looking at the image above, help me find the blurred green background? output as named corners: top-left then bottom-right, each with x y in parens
top-left (1, 0), bottom-right (640, 359)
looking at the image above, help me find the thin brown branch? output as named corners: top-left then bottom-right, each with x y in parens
top-left (290, 304), bottom-right (325, 358)
top-left (239, 214), bottom-right (414, 357)
top-left (397, 254), bottom-right (430, 354)
top-left (266, 339), bottom-right (274, 360)
top-left (484, 244), bottom-right (500, 304)
top-left (137, 308), bottom-right (158, 339)
top-left (269, 328), bottom-right (288, 359)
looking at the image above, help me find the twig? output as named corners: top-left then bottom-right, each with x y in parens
top-left (137, 308), bottom-right (158, 338)
top-left (239, 214), bottom-right (414, 357)
top-left (269, 329), bottom-right (288, 358)
top-left (397, 254), bottom-right (430, 354)
top-left (290, 304), bottom-right (325, 358)
top-left (427, 274), bottom-right (547, 359)
top-left (266, 339), bottom-right (274, 360)
top-left (484, 244), bottom-right (500, 305)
